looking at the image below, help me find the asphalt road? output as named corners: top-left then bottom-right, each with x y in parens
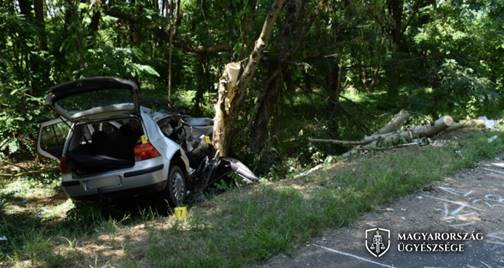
top-left (262, 156), bottom-right (504, 268)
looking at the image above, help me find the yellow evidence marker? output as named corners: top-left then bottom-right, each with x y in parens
top-left (174, 206), bottom-right (188, 221)
top-left (201, 135), bottom-right (211, 145)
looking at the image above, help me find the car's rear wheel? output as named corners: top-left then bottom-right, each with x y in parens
top-left (163, 165), bottom-right (187, 207)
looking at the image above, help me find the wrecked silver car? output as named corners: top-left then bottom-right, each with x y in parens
top-left (37, 77), bottom-right (257, 206)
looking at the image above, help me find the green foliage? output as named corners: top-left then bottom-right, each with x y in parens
top-left (1, 0), bottom-right (504, 170)
top-left (2, 0), bottom-right (504, 265)
top-left (437, 59), bottom-right (498, 117)
top-left (406, 0), bottom-right (504, 117)
top-left (0, 80), bottom-right (45, 159)
top-left (84, 47), bottom-right (160, 78)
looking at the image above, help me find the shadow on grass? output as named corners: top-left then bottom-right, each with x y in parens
top-left (0, 175), bottom-right (239, 266)
top-left (0, 185), bottom-right (175, 265)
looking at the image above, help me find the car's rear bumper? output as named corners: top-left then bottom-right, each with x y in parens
top-left (61, 158), bottom-right (168, 200)
top-left (71, 180), bottom-right (167, 202)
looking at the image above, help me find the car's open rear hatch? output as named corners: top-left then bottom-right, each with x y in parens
top-left (47, 77), bottom-right (140, 122)
top-left (64, 118), bottom-right (146, 176)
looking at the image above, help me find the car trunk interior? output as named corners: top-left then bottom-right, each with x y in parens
top-left (66, 117), bottom-right (143, 176)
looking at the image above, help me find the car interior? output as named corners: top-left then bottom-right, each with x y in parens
top-left (66, 118), bottom-right (144, 175)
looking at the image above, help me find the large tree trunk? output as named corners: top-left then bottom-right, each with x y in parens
top-left (251, 66), bottom-right (282, 147)
top-left (310, 115), bottom-right (454, 147)
top-left (53, 0), bottom-right (78, 81)
top-left (251, 0), bottom-right (305, 149)
top-left (32, 0), bottom-right (49, 94)
top-left (34, 0), bottom-right (47, 50)
top-left (387, 0), bottom-right (405, 51)
top-left (386, 0), bottom-right (406, 99)
top-left (87, 8), bottom-right (101, 47)
top-left (193, 54), bottom-right (211, 113)
top-left (18, 0), bottom-right (32, 19)
top-left (374, 110), bottom-right (410, 135)
top-left (89, 10), bottom-right (101, 33)
top-left (166, 0), bottom-right (181, 102)
top-left (327, 61), bottom-right (342, 107)
top-left (212, 0), bottom-right (286, 157)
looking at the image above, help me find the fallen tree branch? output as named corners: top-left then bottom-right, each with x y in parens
top-left (438, 119), bottom-right (486, 135)
top-left (308, 138), bottom-right (374, 146)
top-left (310, 115), bottom-right (454, 149)
top-left (355, 141), bottom-right (421, 151)
top-left (410, 115), bottom-right (454, 137)
top-left (374, 110), bottom-right (410, 135)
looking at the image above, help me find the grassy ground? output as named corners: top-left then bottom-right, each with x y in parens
top-left (1, 130), bottom-right (504, 267)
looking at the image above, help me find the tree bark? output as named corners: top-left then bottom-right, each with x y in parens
top-left (212, 62), bottom-right (241, 157)
top-left (53, 0), bottom-right (78, 81)
top-left (193, 54), bottom-right (211, 112)
top-left (235, 0), bottom-right (285, 95)
top-left (440, 119), bottom-right (485, 134)
top-left (374, 110), bottom-right (410, 135)
top-left (386, 0), bottom-right (406, 99)
top-left (387, 0), bottom-right (405, 51)
top-left (251, 0), bottom-right (305, 149)
top-left (34, 0), bottom-right (47, 50)
top-left (410, 115), bottom-right (453, 137)
top-left (310, 115), bottom-right (453, 147)
top-left (30, 0), bottom-right (50, 94)
top-left (89, 10), bottom-right (101, 33)
top-left (212, 0), bottom-right (286, 157)
top-left (166, 0), bottom-right (181, 102)
top-left (18, 0), bottom-right (33, 20)
top-left (251, 67), bottom-right (282, 147)
top-left (327, 61), bottom-right (342, 106)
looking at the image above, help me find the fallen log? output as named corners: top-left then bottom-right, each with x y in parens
top-left (309, 111), bottom-right (411, 146)
top-left (370, 115), bottom-right (453, 147)
top-left (310, 115), bottom-right (454, 148)
top-left (439, 119), bottom-right (485, 134)
top-left (410, 115), bottom-right (454, 137)
top-left (374, 110), bottom-right (410, 135)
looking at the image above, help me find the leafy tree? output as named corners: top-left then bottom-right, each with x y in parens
top-left (0, 0), bottom-right (502, 172)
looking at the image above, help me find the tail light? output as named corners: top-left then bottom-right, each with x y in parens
top-left (134, 143), bottom-right (161, 161)
top-left (59, 157), bottom-right (71, 173)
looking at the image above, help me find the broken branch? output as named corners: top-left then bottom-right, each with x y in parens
top-left (374, 110), bottom-right (410, 135)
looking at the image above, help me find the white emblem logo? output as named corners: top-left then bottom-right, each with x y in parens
top-left (365, 227), bottom-right (391, 258)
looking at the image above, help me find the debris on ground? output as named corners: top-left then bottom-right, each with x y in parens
top-left (479, 116), bottom-right (497, 130)
top-left (487, 135), bottom-right (498, 143)
top-left (431, 139), bottom-right (455, 147)
top-left (293, 164), bottom-right (324, 179)
top-left (309, 110), bottom-right (489, 158)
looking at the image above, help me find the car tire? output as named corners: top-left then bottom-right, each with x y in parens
top-left (163, 165), bottom-right (187, 207)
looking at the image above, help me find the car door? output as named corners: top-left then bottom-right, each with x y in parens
top-left (46, 77), bottom-right (140, 122)
top-left (37, 118), bottom-right (71, 161)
